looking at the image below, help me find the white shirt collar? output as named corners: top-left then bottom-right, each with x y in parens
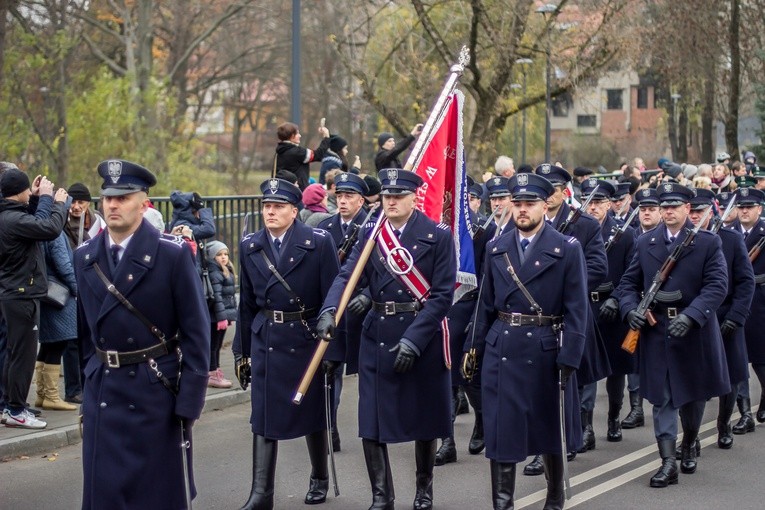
top-left (108, 232), bottom-right (135, 251)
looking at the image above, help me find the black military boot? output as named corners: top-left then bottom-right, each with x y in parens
top-left (413, 439), bottom-right (436, 510)
top-left (717, 391), bottom-right (736, 449)
top-left (240, 435), bottom-right (278, 510)
top-left (577, 410), bottom-right (595, 453)
top-left (607, 400), bottom-right (623, 442)
top-left (732, 396), bottom-right (756, 434)
top-left (362, 439), bottom-right (395, 510)
top-left (469, 412), bottom-right (485, 454)
top-left (304, 430), bottom-right (329, 504)
top-left (758, 395), bottom-right (765, 423)
top-left (434, 437), bottom-right (457, 466)
top-left (649, 439), bottom-right (678, 488)
top-left (680, 428), bottom-right (700, 474)
top-left (621, 391), bottom-right (645, 429)
top-left (541, 454), bottom-right (565, 510)
top-left (490, 460), bottom-right (516, 510)
top-left (523, 454), bottom-right (544, 476)
top-left (674, 437), bottom-right (700, 459)
top-left (455, 386), bottom-right (470, 415)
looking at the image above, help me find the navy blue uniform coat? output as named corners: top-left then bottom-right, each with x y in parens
top-left (317, 208), bottom-right (369, 374)
top-left (471, 223), bottom-right (587, 463)
top-left (322, 210), bottom-right (456, 443)
top-left (235, 221), bottom-right (341, 440)
top-left (593, 215), bottom-right (636, 376)
top-left (716, 227), bottom-right (755, 384)
top-left (74, 220), bottom-right (211, 510)
top-left (733, 219), bottom-right (765, 364)
top-left (551, 202), bottom-right (610, 384)
top-left (618, 221), bottom-right (730, 407)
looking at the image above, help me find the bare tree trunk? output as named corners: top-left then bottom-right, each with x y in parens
top-left (701, 77), bottom-right (714, 163)
top-left (725, 0), bottom-right (741, 161)
top-left (678, 83), bottom-right (689, 163)
top-left (0, 0), bottom-right (19, 88)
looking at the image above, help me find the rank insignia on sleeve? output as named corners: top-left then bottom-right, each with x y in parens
top-left (305, 239), bottom-right (311, 245)
top-left (554, 247), bottom-right (560, 253)
top-left (143, 255), bottom-right (151, 262)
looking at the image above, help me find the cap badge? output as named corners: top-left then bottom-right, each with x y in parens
top-left (386, 168), bottom-right (398, 185)
top-left (720, 192), bottom-right (729, 199)
top-left (588, 178), bottom-right (597, 187)
top-left (641, 190), bottom-right (650, 197)
top-left (742, 188), bottom-right (749, 197)
top-left (340, 173), bottom-right (349, 182)
top-left (517, 173), bottom-right (528, 186)
top-left (108, 160), bottom-right (122, 184)
top-left (494, 177), bottom-right (501, 186)
top-left (268, 179), bottom-right (279, 194)
top-left (663, 183), bottom-right (673, 193)
top-left (540, 164), bottom-right (551, 174)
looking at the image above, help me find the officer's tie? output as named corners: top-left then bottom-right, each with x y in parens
top-left (668, 236), bottom-right (675, 246)
top-left (520, 238), bottom-right (530, 252)
top-left (110, 245), bottom-right (122, 266)
top-left (341, 223), bottom-right (348, 234)
top-left (744, 230), bottom-right (750, 240)
top-left (393, 229), bottom-right (401, 238)
top-left (273, 238), bottom-right (281, 254)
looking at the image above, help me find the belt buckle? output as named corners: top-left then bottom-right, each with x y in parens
top-left (667, 307), bottom-right (678, 319)
top-left (510, 313), bottom-right (522, 326)
top-left (590, 291), bottom-right (600, 302)
top-left (273, 310), bottom-right (284, 324)
top-left (384, 302), bottom-right (396, 316)
top-left (106, 350), bottom-right (120, 368)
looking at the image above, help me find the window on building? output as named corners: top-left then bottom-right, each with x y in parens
top-left (637, 87), bottom-right (649, 109)
top-left (577, 115), bottom-right (597, 128)
top-left (606, 89), bottom-right (623, 110)
top-left (552, 92), bottom-right (572, 117)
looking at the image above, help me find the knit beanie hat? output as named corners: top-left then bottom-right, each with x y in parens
top-left (67, 182), bottom-right (92, 202)
top-left (0, 168), bottom-right (30, 198)
top-left (302, 183), bottom-right (327, 208)
top-left (205, 240), bottom-right (228, 260)
top-left (363, 175), bottom-right (382, 196)
top-left (329, 135), bottom-right (348, 154)
top-left (378, 132), bottom-right (394, 148)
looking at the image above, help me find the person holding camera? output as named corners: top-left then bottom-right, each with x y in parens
top-left (0, 169), bottom-right (68, 429)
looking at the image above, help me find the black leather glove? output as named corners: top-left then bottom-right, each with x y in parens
top-left (347, 294), bottom-right (372, 315)
top-left (667, 313), bottom-right (694, 338)
top-left (233, 353), bottom-right (251, 391)
top-left (626, 309), bottom-right (647, 331)
top-left (390, 342), bottom-right (417, 373)
top-left (558, 364), bottom-right (575, 391)
top-left (720, 318), bottom-right (740, 338)
top-left (599, 297), bottom-right (619, 323)
top-left (322, 360), bottom-right (341, 379)
top-left (315, 311), bottom-right (336, 341)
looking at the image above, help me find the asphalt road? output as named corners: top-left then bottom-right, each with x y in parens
top-left (2, 375), bottom-right (764, 510)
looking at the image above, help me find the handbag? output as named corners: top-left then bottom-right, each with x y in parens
top-left (198, 241), bottom-right (216, 306)
top-left (43, 275), bottom-right (70, 309)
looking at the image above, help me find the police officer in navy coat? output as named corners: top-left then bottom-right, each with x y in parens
top-left (317, 169), bottom-right (456, 510)
top-left (234, 178), bottom-right (342, 509)
top-left (687, 188), bottom-right (754, 449)
top-left (468, 173), bottom-right (587, 510)
top-left (523, 164), bottom-right (608, 475)
top-left (580, 179), bottom-right (637, 443)
top-left (317, 172), bottom-right (370, 452)
top-left (486, 175), bottom-right (514, 236)
top-left (729, 187), bottom-right (765, 432)
top-left (74, 160), bottom-right (210, 510)
top-left (617, 183), bottom-right (729, 487)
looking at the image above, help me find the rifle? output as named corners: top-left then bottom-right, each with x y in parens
top-left (337, 207), bottom-right (376, 264)
top-left (558, 185), bottom-right (599, 235)
top-left (621, 208), bottom-right (712, 354)
top-left (605, 206), bottom-right (640, 253)
top-left (472, 206), bottom-right (501, 240)
top-left (709, 195), bottom-right (737, 234)
top-left (749, 235), bottom-right (765, 263)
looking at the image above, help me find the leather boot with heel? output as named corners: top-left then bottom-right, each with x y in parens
top-left (305, 430), bottom-right (329, 504)
top-left (621, 391), bottom-right (644, 429)
top-left (577, 410), bottom-right (595, 453)
top-left (717, 391), bottom-right (736, 449)
top-left (414, 439), bottom-right (436, 510)
top-left (490, 460), bottom-right (516, 510)
top-left (541, 454), bottom-right (565, 510)
top-left (240, 435), bottom-right (278, 510)
top-left (435, 436), bottom-right (456, 466)
top-left (363, 439), bottom-right (395, 510)
top-left (42, 364), bottom-right (76, 411)
top-left (732, 396), bottom-right (755, 434)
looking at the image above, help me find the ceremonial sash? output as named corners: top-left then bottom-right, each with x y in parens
top-left (377, 219), bottom-right (451, 368)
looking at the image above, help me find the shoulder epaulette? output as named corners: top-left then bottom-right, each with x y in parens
top-left (241, 232), bottom-right (255, 242)
top-left (365, 221), bottom-right (376, 229)
top-left (160, 234), bottom-right (186, 247)
top-left (312, 228), bottom-right (326, 237)
top-left (77, 239), bottom-right (93, 250)
top-left (566, 236), bottom-right (579, 244)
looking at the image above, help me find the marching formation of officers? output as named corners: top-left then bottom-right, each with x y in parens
top-left (229, 161), bottom-right (765, 510)
top-left (70, 157), bottom-right (765, 510)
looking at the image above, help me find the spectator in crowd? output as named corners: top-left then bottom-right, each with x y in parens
top-left (743, 151), bottom-right (758, 174)
top-left (697, 163), bottom-right (714, 179)
top-left (633, 157), bottom-right (646, 172)
top-left (169, 190), bottom-right (216, 273)
top-left (319, 135), bottom-right (347, 185)
top-left (37, 222), bottom-right (79, 410)
top-left (731, 161), bottom-right (747, 178)
top-left (143, 207), bottom-right (167, 233)
top-left (205, 241), bottom-right (236, 389)
top-left (363, 174), bottom-right (382, 212)
top-left (0, 161), bottom-right (17, 414)
top-left (64, 183), bottom-right (106, 249)
top-left (693, 175), bottom-right (713, 190)
top-left (712, 163), bottom-right (734, 192)
top-left (717, 152), bottom-right (731, 165)
top-left (494, 155), bottom-right (515, 178)
top-left (275, 121), bottom-right (331, 190)
top-left (324, 168), bottom-right (343, 214)
top-left (572, 166), bottom-right (594, 201)
top-left (0, 169), bottom-right (67, 429)
top-left (374, 123), bottom-right (423, 171)
top-left (682, 164), bottom-right (699, 181)
top-left (299, 183), bottom-right (333, 227)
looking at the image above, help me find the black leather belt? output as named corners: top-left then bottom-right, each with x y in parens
top-left (263, 308), bottom-right (317, 324)
top-left (653, 307), bottom-right (680, 319)
top-left (497, 312), bottom-right (562, 327)
top-left (96, 338), bottom-right (179, 368)
top-left (590, 290), bottom-right (612, 302)
top-left (372, 301), bottom-right (421, 315)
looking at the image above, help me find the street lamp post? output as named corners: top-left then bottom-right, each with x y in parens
top-left (671, 93), bottom-right (681, 159)
top-left (511, 83), bottom-right (522, 160)
top-left (515, 58), bottom-right (533, 164)
top-left (291, 0), bottom-right (301, 126)
top-left (537, 3), bottom-right (558, 163)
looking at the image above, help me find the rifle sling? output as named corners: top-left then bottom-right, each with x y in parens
top-left (502, 253), bottom-right (544, 316)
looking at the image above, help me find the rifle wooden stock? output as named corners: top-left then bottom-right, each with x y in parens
top-left (749, 239), bottom-right (765, 263)
top-left (621, 328), bottom-right (639, 354)
top-left (293, 217), bottom-right (383, 405)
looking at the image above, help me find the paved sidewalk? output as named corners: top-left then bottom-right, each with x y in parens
top-left (0, 338), bottom-right (248, 461)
